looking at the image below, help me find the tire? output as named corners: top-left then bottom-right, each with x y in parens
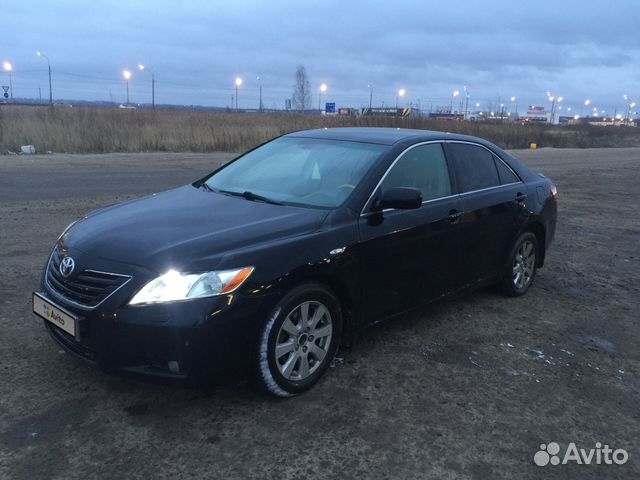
top-left (500, 232), bottom-right (538, 297)
top-left (255, 283), bottom-right (342, 397)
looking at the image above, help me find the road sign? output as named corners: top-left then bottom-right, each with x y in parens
top-left (325, 102), bottom-right (335, 113)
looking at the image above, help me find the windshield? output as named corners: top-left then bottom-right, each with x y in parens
top-left (205, 137), bottom-right (388, 208)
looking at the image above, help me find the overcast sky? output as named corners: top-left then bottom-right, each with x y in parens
top-left (3, 0), bottom-right (639, 114)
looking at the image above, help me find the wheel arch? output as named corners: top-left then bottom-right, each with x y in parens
top-left (276, 272), bottom-right (356, 348)
top-left (523, 221), bottom-right (546, 267)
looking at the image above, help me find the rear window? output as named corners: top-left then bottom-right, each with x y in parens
top-left (449, 143), bottom-right (500, 192)
top-left (494, 156), bottom-right (520, 184)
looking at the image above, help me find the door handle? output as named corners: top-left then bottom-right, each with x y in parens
top-left (448, 209), bottom-right (462, 223)
top-left (515, 193), bottom-right (528, 203)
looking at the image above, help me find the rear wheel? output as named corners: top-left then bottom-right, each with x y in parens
top-left (500, 232), bottom-right (538, 297)
top-left (255, 284), bottom-right (342, 397)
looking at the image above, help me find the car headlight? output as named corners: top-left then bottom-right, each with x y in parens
top-left (129, 267), bottom-right (254, 305)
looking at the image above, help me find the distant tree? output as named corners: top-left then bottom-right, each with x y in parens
top-left (292, 65), bottom-right (311, 113)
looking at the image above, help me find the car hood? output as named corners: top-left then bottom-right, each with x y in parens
top-left (63, 185), bottom-right (329, 272)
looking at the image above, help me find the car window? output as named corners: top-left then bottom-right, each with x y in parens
top-left (449, 143), bottom-right (500, 192)
top-left (206, 137), bottom-right (387, 208)
top-left (494, 156), bottom-right (520, 184)
top-left (380, 143), bottom-right (451, 201)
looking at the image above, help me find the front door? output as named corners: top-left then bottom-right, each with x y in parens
top-left (357, 142), bottom-right (463, 324)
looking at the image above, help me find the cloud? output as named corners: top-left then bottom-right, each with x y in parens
top-left (1, 0), bottom-right (639, 111)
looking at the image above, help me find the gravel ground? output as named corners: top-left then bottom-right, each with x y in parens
top-left (0, 148), bottom-right (638, 479)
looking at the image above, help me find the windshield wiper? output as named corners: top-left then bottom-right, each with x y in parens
top-left (219, 190), bottom-right (283, 205)
top-left (199, 182), bottom-right (216, 192)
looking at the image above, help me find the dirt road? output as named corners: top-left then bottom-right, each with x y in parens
top-left (0, 148), bottom-right (638, 479)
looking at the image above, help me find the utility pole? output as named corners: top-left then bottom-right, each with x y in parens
top-left (38, 86), bottom-right (42, 102)
top-left (259, 84), bottom-right (263, 111)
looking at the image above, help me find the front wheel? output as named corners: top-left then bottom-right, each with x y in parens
top-left (255, 284), bottom-right (342, 397)
top-left (500, 232), bottom-right (538, 297)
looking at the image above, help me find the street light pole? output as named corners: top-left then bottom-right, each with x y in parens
top-left (623, 95), bottom-right (631, 125)
top-left (37, 52), bottom-right (53, 105)
top-left (235, 77), bottom-right (243, 112)
top-left (123, 70), bottom-right (132, 105)
top-left (319, 83), bottom-right (327, 112)
top-left (463, 86), bottom-right (469, 119)
top-left (3, 62), bottom-right (13, 102)
top-left (138, 64), bottom-right (155, 109)
top-left (451, 90), bottom-right (459, 114)
top-left (368, 84), bottom-right (373, 109)
top-left (396, 89), bottom-right (405, 109)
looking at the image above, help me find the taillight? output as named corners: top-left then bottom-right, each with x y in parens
top-left (550, 184), bottom-right (558, 200)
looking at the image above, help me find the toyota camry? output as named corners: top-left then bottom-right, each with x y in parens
top-left (34, 127), bottom-right (557, 396)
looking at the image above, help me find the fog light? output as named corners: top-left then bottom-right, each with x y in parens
top-left (168, 361), bottom-right (180, 373)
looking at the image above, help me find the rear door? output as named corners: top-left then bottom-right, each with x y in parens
top-left (446, 141), bottom-right (525, 286)
top-left (357, 142), bottom-right (463, 323)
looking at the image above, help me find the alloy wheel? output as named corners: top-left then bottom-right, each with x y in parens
top-left (513, 240), bottom-right (536, 289)
top-left (274, 301), bottom-right (333, 381)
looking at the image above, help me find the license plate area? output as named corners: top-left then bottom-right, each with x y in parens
top-left (33, 292), bottom-right (77, 338)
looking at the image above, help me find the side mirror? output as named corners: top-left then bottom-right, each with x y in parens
top-left (376, 187), bottom-right (423, 210)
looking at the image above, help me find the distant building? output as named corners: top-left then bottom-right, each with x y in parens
top-left (523, 105), bottom-right (549, 123)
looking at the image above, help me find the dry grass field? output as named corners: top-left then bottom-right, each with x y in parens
top-left (2, 105), bottom-right (639, 154)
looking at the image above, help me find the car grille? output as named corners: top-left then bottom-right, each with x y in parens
top-left (46, 249), bottom-right (131, 309)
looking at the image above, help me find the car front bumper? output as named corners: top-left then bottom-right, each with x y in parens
top-left (37, 286), bottom-right (278, 382)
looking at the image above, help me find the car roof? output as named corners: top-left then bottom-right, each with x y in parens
top-left (285, 127), bottom-right (486, 146)
top-left (285, 127), bottom-right (537, 181)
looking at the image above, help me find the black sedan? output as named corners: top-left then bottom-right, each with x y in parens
top-left (33, 128), bottom-right (557, 396)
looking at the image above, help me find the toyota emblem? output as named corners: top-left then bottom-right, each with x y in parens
top-left (59, 256), bottom-right (75, 278)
